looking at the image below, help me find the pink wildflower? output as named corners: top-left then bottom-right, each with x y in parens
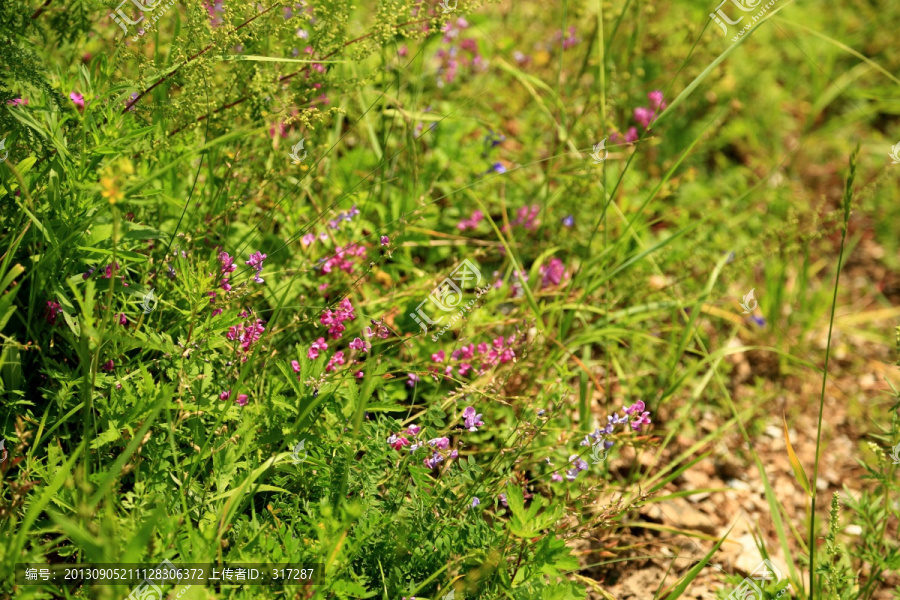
top-left (45, 301), bottom-right (63, 325)
top-left (235, 394), bottom-right (249, 407)
top-left (325, 350), bottom-right (345, 372)
top-left (69, 92), bottom-right (85, 111)
top-left (308, 337), bottom-right (328, 359)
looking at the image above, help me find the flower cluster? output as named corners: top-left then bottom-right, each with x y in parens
top-left (511, 204), bottom-right (540, 230)
top-left (320, 298), bottom-right (356, 339)
top-left (457, 210), bottom-right (484, 231)
top-left (554, 26), bottom-right (580, 49)
top-left (388, 423), bottom-right (462, 471)
top-left (226, 312), bottom-right (266, 357)
top-left (429, 335), bottom-right (519, 378)
top-left (328, 206), bottom-right (360, 229)
top-left (435, 18), bottom-right (487, 87)
top-left (45, 301), bottom-right (62, 326)
top-left (539, 257), bottom-right (568, 289)
top-left (245, 251), bottom-right (267, 284)
top-left (610, 90), bottom-right (667, 144)
top-left (319, 243), bottom-right (367, 275)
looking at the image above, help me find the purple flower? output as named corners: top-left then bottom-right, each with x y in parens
top-left (236, 394), bottom-right (249, 407)
top-left (431, 351), bottom-right (445, 363)
top-left (566, 455), bottom-right (589, 481)
top-left (380, 236), bottom-right (389, 246)
top-left (424, 452), bottom-right (444, 469)
top-left (608, 413), bottom-right (627, 425)
top-left (491, 162), bottom-right (506, 174)
top-left (463, 406), bottom-right (484, 432)
top-left (428, 437), bottom-right (450, 450)
top-left (245, 251), bottom-right (267, 284)
top-left (498, 493), bottom-right (508, 507)
top-left (406, 424), bottom-right (421, 436)
top-left (751, 314), bottom-right (766, 327)
top-left (101, 359), bottom-right (115, 372)
top-left (551, 471), bottom-right (563, 482)
top-left (219, 390), bottom-right (232, 400)
top-left (470, 497), bottom-right (480, 508)
top-left (406, 373), bottom-right (420, 387)
top-left (562, 215), bottom-right (574, 227)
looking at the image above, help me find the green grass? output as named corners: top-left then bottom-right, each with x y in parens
top-left (1, 0), bottom-right (899, 598)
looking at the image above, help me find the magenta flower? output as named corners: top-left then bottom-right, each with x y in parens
top-left (7, 98), bottom-right (27, 107)
top-left (406, 373), bottom-right (420, 387)
top-left (463, 406), bottom-right (483, 432)
top-left (301, 233), bottom-right (316, 247)
top-left (291, 360), bottom-right (301, 373)
top-left (623, 400), bottom-right (645, 416)
top-left (551, 471), bottom-right (563, 482)
top-left (631, 412), bottom-right (652, 431)
top-left (308, 337), bottom-right (328, 360)
top-left (325, 350), bottom-right (345, 373)
top-left (320, 298), bottom-right (356, 339)
top-left (117, 313), bottom-right (127, 326)
top-left (218, 251), bottom-right (237, 274)
top-left (458, 210), bottom-right (484, 231)
top-left (235, 394), bottom-right (249, 407)
top-left (451, 344), bottom-right (475, 361)
top-left (498, 493), bottom-right (508, 507)
top-left (45, 301), bottom-right (63, 325)
top-left (388, 434), bottom-right (411, 450)
top-left (539, 257), bottom-right (567, 288)
top-left (431, 351), bottom-right (445, 363)
top-left (349, 337), bottom-right (369, 352)
top-left (380, 236), bottom-right (389, 246)
top-left (428, 437), bottom-right (450, 450)
top-left (69, 91), bottom-right (85, 111)
top-left (406, 424), bottom-right (421, 436)
top-left (634, 107), bottom-right (655, 129)
top-left (101, 359), bottom-right (115, 372)
top-left (219, 390), bottom-right (232, 400)
top-left (227, 318), bottom-right (266, 356)
top-left (648, 90), bottom-right (666, 111)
